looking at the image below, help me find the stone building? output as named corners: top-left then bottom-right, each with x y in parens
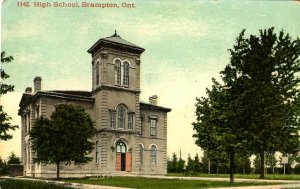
top-left (18, 32), bottom-right (171, 177)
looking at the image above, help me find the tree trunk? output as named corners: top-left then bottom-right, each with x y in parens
top-left (260, 151), bottom-right (265, 179)
top-left (56, 162), bottom-right (60, 179)
top-left (229, 152), bottom-right (235, 185)
top-left (208, 159), bottom-right (211, 175)
top-left (243, 165), bottom-right (245, 174)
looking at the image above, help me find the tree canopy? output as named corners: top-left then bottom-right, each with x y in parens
top-left (0, 51), bottom-right (18, 141)
top-left (193, 27), bottom-right (300, 183)
top-left (30, 104), bottom-right (96, 178)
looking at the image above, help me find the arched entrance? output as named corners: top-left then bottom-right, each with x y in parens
top-left (116, 141), bottom-right (132, 172)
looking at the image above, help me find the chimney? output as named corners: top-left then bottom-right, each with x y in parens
top-left (25, 87), bottom-right (32, 93)
top-left (149, 95), bottom-right (158, 106)
top-left (33, 76), bottom-right (42, 92)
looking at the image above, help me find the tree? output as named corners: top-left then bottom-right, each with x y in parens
top-left (193, 78), bottom-right (247, 184)
top-left (224, 28), bottom-right (300, 178)
top-left (0, 157), bottom-right (8, 175)
top-left (168, 153), bottom-right (178, 173)
top-left (7, 152), bottom-right (21, 165)
top-left (193, 154), bottom-right (201, 173)
top-left (177, 151), bottom-right (185, 173)
top-left (30, 104), bottom-right (96, 178)
top-left (0, 51), bottom-right (18, 141)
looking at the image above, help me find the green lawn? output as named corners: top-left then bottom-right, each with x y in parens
top-left (168, 173), bottom-right (300, 180)
top-left (0, 179), bottom-right (70, 189)
top-left (64, 176), bottom-right (282, 189)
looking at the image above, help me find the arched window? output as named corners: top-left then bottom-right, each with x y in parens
top-left (150, 145), bottom-right (157, 165)
top-left (117, 106), bottom-right (126, 129)
top-left (95, 141), bottom-right (100, 163)
top-left (116, 141), bottom-right (126, 153)
top-left (114, 60), bottom-right (121, 85)
top-left (139, 144), bottom-right (144, 164)
top-left (123, 61), bottom-right (129, 86)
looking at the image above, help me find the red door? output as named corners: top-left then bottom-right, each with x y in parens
top-left (125, 152), bottom-right (132, 172)
top-left (116, 153), bottom-right (121, 171)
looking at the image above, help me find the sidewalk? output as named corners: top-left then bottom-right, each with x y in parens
top-left (2, 175), bottom-right (300, 189)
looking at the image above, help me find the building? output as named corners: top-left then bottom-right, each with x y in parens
top-left (18, 32), bottom-right (171, 177)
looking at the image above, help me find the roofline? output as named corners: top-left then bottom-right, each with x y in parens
top-left (140, 102), bottom-right (171, 112)
top-left (18, 91), bottom-right (95, 115)
top-left (87, 38), bottom-right (145, 54)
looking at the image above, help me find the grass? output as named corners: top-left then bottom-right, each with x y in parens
top-left (64, 176), bottom-right (282, 189)
top-left (167, 173), bottom-right (300, 180)
top-left (0, 179), bottom-right (71, 189)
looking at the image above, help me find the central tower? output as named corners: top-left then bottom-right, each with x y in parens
top-left (87, 31), bottom-right (145, 172)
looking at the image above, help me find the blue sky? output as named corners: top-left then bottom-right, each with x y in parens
top-left (1, 0), bottom-right (300, 160)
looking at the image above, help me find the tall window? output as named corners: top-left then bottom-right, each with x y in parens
top-left (27, 110), bottom-right (31, 132)
top-left (139, 144), bottom-right (144, 164)
top-left (128, 113), bottom-right (134, 130)
top-left (35, 106), bottom-right (40, 118)
top-left (140, 116), bottom-right (144, 135)
top-left (110, 111), bottom-right (116, 128)
top-left (123, 62), bottom-right (129, 86)
top-left (150, 118), bottom-right (157, 136)
top-left (150, 145), bottom-right (157, 165)
top-left (95, 141), bottom-right (100, 163)
top-left (114, 60), bottom-right (121, 85)
top-left (96, 63), bottom-right (100, 85)
top-left (117, 106), bottom-right (126, 129)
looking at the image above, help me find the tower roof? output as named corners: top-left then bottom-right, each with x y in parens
top-left (87, 31), bottom-right (145, 54)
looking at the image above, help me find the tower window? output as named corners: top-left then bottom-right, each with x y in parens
top-left (128, 113), bottom-right (134, 130)
top-left (115, 60), bottom-right (121, 85)
top-left (117, 106), bottom-right (126, 129)
top-left (123, 62), bottom-right (129, 86)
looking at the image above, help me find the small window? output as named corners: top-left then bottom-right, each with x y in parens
top-left (128, 113), bottom-right (134, 130)
top-left (110, 111), bottom-right (116, 128)
top-left (95, 141), bottom-right (100, 163)
top-left (117, 106), bottom-right (126, 129)
top-left (150, 118), bottom-right (157, 136)
top-left (140, 116), bottom-right (144, 135)
top-left (150, 145), bottom-right (157, 165)
top-left (35, 106), bottom-right (40, 118)
top-left (116, 141), bottom-right (126, 153)
top-left (123, 62), bottom-right (129, 86)
top-left (115, 60), bottom-right (121, 85)
top-left (140, 144), bottom-right (144, 164)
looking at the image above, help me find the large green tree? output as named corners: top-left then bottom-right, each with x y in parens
top-left (30, 104), bottom-right (96, 178)
top-left (223, 28), bottom-right (300, 178)
top-left (0, 51), bottom-right (18, 141)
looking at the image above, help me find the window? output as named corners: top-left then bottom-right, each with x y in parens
top-left (27, 110), bottom-right (31, 132)
top-left (110, 111), bottom-right (116, 128)
top-left (96, 63), bottom-right (100, 85)
top-left (140, 116), bottom-right (144, 135)
top-left (35, 106), bottom-right (40, 118)
top-left (114, 60), bottom-right (121, 85)
top-left (123, 62), bottom-right (129, 86)
top-left (150, 145), bottom-right (157, 165)
top-left (150, 118), bottom-right (157, 136)
top-left (117, 106), bottom-right (126, 129)
top-left (95, 141), bottom-right (100, 163)
top-left (116, 141), bottom-right (126, 153)
top-left (139, 144), bottom-right (144, 164)
top-left (128, 113), bottom-right (134, 130)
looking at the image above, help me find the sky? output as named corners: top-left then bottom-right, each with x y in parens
top-left (1, 0), bottom-right (300, 161)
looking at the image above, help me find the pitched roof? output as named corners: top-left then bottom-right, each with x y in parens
top-left (87, 31), bottom-right (145, 54)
